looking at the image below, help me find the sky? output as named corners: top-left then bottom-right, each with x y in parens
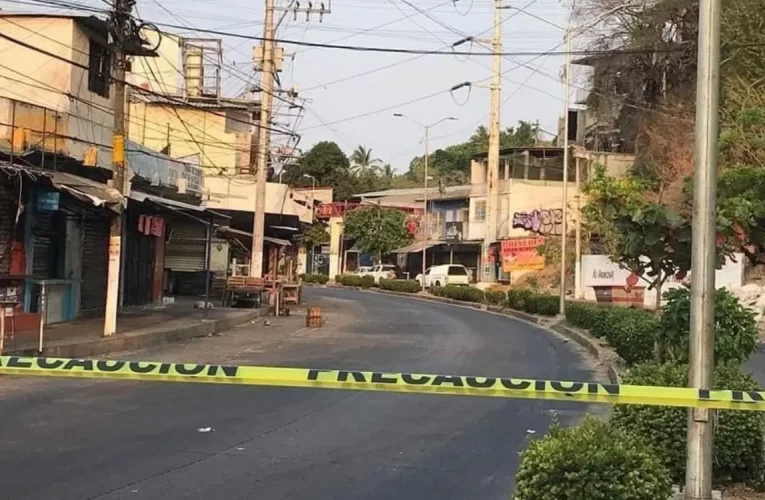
top-left (1, 0), bottom-right (574, 173)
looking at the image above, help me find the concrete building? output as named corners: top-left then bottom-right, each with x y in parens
top-left (0, 14), bottom-right (114, 169)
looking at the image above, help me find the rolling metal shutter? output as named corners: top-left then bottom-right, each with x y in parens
top-left (79, 210), bottom-right (109, 316)
top-left (0, 178), bottom-right (15, 274)
top-left (31, 210), bottom-right (56, 276)
top-left (165, 221), bottom-right (206, 272)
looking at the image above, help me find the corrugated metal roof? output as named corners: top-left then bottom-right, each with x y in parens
top-left (131, 93), bottom-right (259, 110)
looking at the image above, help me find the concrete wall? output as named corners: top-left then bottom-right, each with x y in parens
top-left (128, 103), bottom-right (248, 173)
top-left (130, 30), bottom-right (182, 96)
top-left (0, 17), bottom-right (112, 168)
top-left (204, 176), bottom-right (312, 223)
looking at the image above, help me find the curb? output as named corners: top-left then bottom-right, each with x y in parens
top-left (6, 308), bottom-right (268, 358)
top-left (307, 284), bottom-right (623, 383)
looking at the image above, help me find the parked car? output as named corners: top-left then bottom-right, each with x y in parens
top-left (354, 266), bottom-right (373, 276)
top-left (416, 264), bottom-right (470, 288)
top-left (368, 264), bottom-right (401, 284)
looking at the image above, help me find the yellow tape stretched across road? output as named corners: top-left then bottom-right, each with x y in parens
top-left (1, 355), bottom-right (765, 411)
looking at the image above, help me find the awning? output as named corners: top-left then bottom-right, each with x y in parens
top-left (129, 191), bottom-right (231, 223)
top-left (392, 240), bottom-right (443, 254)
top-left (48, 171), bottom-right (124, 211)
top-left (216, 226), bottom-right (292, 247)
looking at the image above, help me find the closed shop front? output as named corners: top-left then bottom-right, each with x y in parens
top-left (0, 175), bottom-right (17, 275)
top-left (165, 218), bottom-right (223, 296)
top-left (123, 208), bottom-right (163, 307)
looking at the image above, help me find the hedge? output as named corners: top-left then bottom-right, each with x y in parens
top-left (379, 279), bottom-right (420, 293)
top-left (506, 289), bottom-right (559, 317)
top-left (432, 285), bottom-right (485, 303)
top-left (300, 273), bottom-right (329, 284)
top-left (513, 416), bottom-right (672, 500)
top-left (565, 304), bottom-right (658, 366)
top-left (335, 275), bottom-right (362, 287)
top-left (484, 290), bottom-right (507, 306)
top-left (360, 275), bottom-right (375, 289)
top-left (612, 362), bottom-right (765, 485)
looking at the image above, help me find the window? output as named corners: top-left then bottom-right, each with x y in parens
top-left (88, 39), bottom-right (111, 98)
top-left (448, 266), bottom-right (468, 276)
top-left (474, 201), bottom-right (486, 221)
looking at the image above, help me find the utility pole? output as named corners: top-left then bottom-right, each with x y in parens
top-left (558, 28), bottom-right (571, 316)
top-left (685, 0), bottom-right (722, 497)
top-left (574, 155), bottom-right (583, 299)
top-left (103, 0), bottom-right (133, 336)
top-left (482, 0), bottom-right (502, 283)
top-left (251, 0), bottom-right (276, 279)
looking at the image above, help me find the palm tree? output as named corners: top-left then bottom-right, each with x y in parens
top-left (350, 145), bottom-right (382, 175)
top-left (381, 163), bottom-right (394, 179)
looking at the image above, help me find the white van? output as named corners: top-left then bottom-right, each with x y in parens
top-left (416, 264), bottom-right (470, 288)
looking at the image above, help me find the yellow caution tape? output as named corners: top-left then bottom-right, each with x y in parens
top-left (1, 355), bottom-right (764, 411)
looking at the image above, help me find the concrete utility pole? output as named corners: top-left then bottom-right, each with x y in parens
top-left (685, 0), bottom-right (722, 497)
top-left (251, 0), bottom-right (276, 278)
top-left (559, 28), bottom-right (571, 316)
top-left (103, 0), bottom-right (133, 337)
top-left (482, 0), bottom-right (503, 283)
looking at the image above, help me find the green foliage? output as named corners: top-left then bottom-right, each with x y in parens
top-left (336, 275), bottom-right (363, 287)
top-left (283, 141), bottom-right (393, 201)
top-left (513, 416), bottom-right (672, 500)
top-left (432, 285), bottom-right (485, 303)
top-left (565, 303), bottom-right (657, 365)
top-left (297, 222), bottom-right (329, 248)
top-left (404, 122), bottom-right (541, 186)
top-left (378, 279), bottom-right (420, 293)
top-left (343, 206), bottom-right (412, 261)
top-left (565, 302), bottom-right (602, 330)
top-left (301, 273), bottom-right (328, 284)
top-left (524, 294), bottom-right (560, 317)
top-left (613, 362), bottom-right (765, 485)
top-left (349, 145), bottom-right (382, 175)
top-left (484, 290), bottom-right (507, 306)
top-left (717, 165), bottom-right (765, 264)
top-left (658, 286), bottom-right (758, 364)
top-left (583, 168), bottom-right (694, 293)
top-left (360, 275), bottom-right (375, 289)
top-left (507, 288), bottom-right (534, 310)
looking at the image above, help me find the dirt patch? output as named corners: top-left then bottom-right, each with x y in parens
top-left (724, 485), bottom-right (765, 499)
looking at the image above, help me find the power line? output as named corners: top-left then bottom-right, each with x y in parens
top-left (143, 20), bottom-right (757, 57)
top-left (0, 30), bottom-right (296, 136)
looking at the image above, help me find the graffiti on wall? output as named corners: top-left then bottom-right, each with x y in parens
top-left (512, 209), bottom-right (563, 236)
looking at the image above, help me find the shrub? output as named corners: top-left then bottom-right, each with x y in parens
top-left (336, 275), bottom-right (362, 287)
top-left (525, 294), bottom-right (559, 316)
top-left (360, 275), bottom-right (375, 289)
top-left (612, 362), bottom-right (765, 485)
top-left (565, 301), bottom-right (602, 330)
top-left (435, 285), bottom-right (485, 303)
top-left (379, 279), bottom-right (420, 293)
top-left (658, 286), bottom-right (758, 365)
top-left (484, 290), bottom-right (507, 306)
top-left (513, 416), bottom-right (672, 500)
top-left (302, 273), bottom-right (329, 284)
top-left (604, 308), bottom-right (659, 365)
top-left (507, 288), bottom-right (533, 310)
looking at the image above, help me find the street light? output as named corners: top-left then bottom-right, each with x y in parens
top-left (393, 113), bottom-right (458, 290)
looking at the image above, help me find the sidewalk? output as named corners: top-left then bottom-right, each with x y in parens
top-left (3, 298), bottom-right (267, 358)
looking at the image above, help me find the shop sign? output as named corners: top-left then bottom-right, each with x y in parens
top-left (500, 237), bottom-right (545, 272)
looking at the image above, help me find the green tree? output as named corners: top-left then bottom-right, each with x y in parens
top-left (582, 167), bottom-right (737, 311)
top-left (343, 206), bottom-right (412, 262)
top-left (297, 222), bottom-right (330, 248)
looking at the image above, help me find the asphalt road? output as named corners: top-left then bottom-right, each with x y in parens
top-left (0, 287), bottom-right (602, 500)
